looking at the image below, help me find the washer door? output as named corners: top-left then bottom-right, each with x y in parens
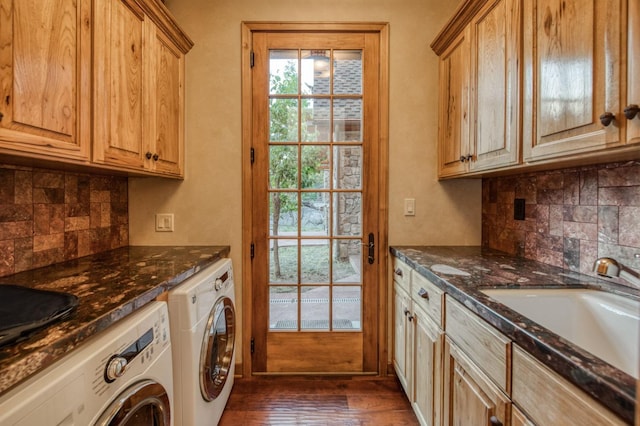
top-left (200, 296), bottom-right (236, 401)
top-left (94, 380), bottom-right (170, 426)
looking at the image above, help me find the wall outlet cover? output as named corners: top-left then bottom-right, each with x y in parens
top-left (514, 199), bottom-right (525, 221)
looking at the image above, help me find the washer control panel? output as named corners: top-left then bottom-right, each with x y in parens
top-left (104, 327), bottom-right (154, 382)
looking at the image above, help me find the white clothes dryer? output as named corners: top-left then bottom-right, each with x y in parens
top-left (168, 258), bottom-right (236, 426)
top-left (0, 301), bottom-right (173, 425)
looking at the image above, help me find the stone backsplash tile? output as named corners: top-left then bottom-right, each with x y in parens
top-left (0, 164), bottom-right (128, 277)
top-left (483, 161), bottom-right (640, 275)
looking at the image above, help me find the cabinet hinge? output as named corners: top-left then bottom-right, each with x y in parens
top-left (250, 243), bottom-right (255, 259)
top-left (250, 147), bottom-right (255, 164)
top-left (251, 337), bottom-right (255, 354)
top-left (250, 51), bottom-right (255, 68)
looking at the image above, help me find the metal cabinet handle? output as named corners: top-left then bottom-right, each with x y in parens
top-left (599, 112), bottom-right (615, 126)
top-left (152, 153), bottom-right (159, 161)
top-left (145, 152), bottom-right (153, 160)
top-left (418, 288), bottom-right (429, 300)
top-left (489, 416), bottom-right (503, 426)
top-left (624, 104), bottom-right (639, 120)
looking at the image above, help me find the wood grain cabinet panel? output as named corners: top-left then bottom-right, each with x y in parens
top-left (93, 0), bottom-right (191, 178)
top-left (627, 0), bottom-right (640, 145)
top-left (0, 0), bottom-right (91, 162)
top-left (512, 345), bottom-right (626, 425)
top-left (522, 0), bottom-right (624, 161)
top-left (436, 27), bottom-right (471, 178)
top-left (469, 0), bottom-right (520, 172)
top-left (412, 306), bottom-right (443, 426)
top-left (443, 337), bottom-right (510, 426)
top-left (445, 295), bottom-right (511, 394)
top-left (393, 282), bottom-right (413, 397)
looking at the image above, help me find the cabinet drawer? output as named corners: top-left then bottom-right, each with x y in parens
top-left (411, 271), bottom-right (444, 327)
top-left (392, 257), bottom-right (411, 293)
top-left (512, 346), bottom-right (625, 426)
top-left (445, 296), bottom-right (511, 394)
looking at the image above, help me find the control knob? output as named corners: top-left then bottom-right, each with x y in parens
top-left (105, 356), bottom-right (128, 382)
top-left (214, 278), bottom-right (223, 291)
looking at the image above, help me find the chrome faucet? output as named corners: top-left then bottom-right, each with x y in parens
top-left (593, 254), bottom-right (640, 288)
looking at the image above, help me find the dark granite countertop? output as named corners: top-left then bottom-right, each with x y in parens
top-left (390, 246), bottom-right (638, 424)
top-left (0, 245), bottom-right (230, 396)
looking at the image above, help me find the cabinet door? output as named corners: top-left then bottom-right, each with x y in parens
top-left (413, 307), bottom-right (443, 426)
top-left (0, 0), bottom-right (91, 162)
top-left (523, 0), bottom-right (624, 161)
top-left (437, 27), bottom-right (471, 178)
top-left (393, 283), bottom-right (412, 397)
top-left (93, 0), bottom-right (147, 171)
top-left (627, 0), bottom-right (640, 145)
top-left (443, 338), bottom-right (510, 426)
top-left (148, 28), bottom-right (184, 176)
top-left (469, 0), bottom-right (520, 172)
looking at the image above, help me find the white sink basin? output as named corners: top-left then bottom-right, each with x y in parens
top-left (481, 288), bottom-right (640, 378)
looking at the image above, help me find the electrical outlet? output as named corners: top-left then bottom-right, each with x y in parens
top-left (514, 199), bottom-right (525, 221)
top-left (404, 198), bottom-right (416, 216)
top-left (155, 213), bottom-right (174, 232)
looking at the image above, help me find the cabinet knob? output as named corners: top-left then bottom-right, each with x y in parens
top-left (145, 152), bottom-right (153, 160)
top-left (599, 112), bottom-right (615, 126)
top-left (418, 288), bottom-right (429, 300)
top-left (407, 314), bottom-right (414, 322)
top-left (459, 155), bottom-right (466, 163)
top-left (459, 154), bottom-right (472, 163)
top-left (153, 153), bottom-right (159, 161)
top-left (394, 268), bottom-right (403, 277)
top-left (489, 416), bottom-right (503, 426)
top-left (624, 104), bottom-right (639, 120)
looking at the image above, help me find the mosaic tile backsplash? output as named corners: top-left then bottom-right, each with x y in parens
top-left (482, 161), bottom-right (640, 277)
top-left (0, 164), bottom-right (128, 277)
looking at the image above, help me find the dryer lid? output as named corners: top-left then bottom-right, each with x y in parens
top-left (0, 285), bottom-right (78, 347)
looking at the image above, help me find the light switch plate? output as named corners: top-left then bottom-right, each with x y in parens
top-left (155, 213), bottom-right (174, 232)
top-left (404, 198), bottom-right (416, 216)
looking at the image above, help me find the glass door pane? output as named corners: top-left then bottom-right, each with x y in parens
top-left (268, 48), bottom-right (363, 332)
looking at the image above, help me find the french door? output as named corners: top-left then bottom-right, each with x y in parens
top-left (248, 28), bottom-right (383, 374)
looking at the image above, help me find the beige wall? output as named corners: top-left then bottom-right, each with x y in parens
top-left (129, 0), bottom-right (480, 366)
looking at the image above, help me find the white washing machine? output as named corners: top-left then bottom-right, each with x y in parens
top-left (0, 301), bottom-right (173, 425)
top-left (168, 258), bottom-right (236, 426)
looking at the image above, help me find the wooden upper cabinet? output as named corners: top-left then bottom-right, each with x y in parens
top-left (433, 0), bottom-right (520, 178)
top-left (0, 0), bottom-right (91, 162)
top-left (436, 28), bottom-right (471, 178)
top-left (626, 0), bottom-right (640, 145)
top-left (93, 0), bottom-right (191, 177)
top-left (522, 0), bottom-right (623, 161)
top-left (149, 29), bottom-right (185, 176)
top-left (469, 0), bottom-right (520, 172)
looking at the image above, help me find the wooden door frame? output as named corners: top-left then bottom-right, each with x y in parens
top-left (241, 22), bottom-right (389, 377)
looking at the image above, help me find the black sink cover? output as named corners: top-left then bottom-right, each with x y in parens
top-left (0, 285), bottom-right (78, 347)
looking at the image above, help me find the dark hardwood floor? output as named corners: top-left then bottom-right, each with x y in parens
top-left (218, 376), bottom-right (419, 425)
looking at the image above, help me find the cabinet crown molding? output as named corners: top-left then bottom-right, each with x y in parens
top-left (138, 0), bottom-right (194, 53)
top-left (430, 0), bottom-right (491, 55)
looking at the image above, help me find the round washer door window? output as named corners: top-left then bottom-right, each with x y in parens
top-left (200, 296), bottom-right (236, 401)
top-left (95, 380), bottom-right (171, 426)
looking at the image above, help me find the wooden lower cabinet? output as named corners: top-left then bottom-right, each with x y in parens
top-left (443, 337), bottom-right (510, 426)
top-left (511, 405), bottom-right (534, 426)
top-left (393, 282), bottom-right (413, 396)
top-left (512, 345), bottom-right (626, 426)
top-left (412, 306), bottom-right (443, 426)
